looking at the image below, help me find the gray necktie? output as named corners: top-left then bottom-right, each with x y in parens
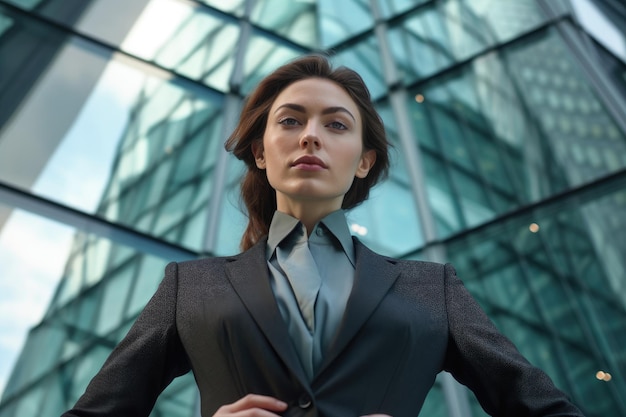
top-left (276, 224), bottom-right (322, 333)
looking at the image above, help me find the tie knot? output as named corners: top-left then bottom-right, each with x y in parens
top-left (286, 222), bottom-right (309, 247)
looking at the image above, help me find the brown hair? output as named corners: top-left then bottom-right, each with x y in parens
top-left (225, 54), bottom-right (390, 251)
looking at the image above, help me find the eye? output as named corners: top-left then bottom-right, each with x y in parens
top-left (279, 117), bottom-right (300, 126)
top-left (328, 121), bottom-right (347, 130)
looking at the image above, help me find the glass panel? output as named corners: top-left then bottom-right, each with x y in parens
top-left (129, 2), bottom-right (239, 91)
top-left (40, 373), bottom-right (68, 417)
top-left (68, 345), bottom-right (114, 406)
top-left (0, 6), bottom-right (227, 251)
top-left (11, 384), bottom-right (44, 417)
top-left (3, 0), bottom-right (43, 9)
top-left (418, 378), bottom-right (447, 417)
top-left (571, 0), bottom-right (626, 62)
top-left (199, 0), bottom-right (246, 17)
top-left (317, 0), bottom-right (374, 48)
top-left (444, 176), bottom-right (626, 415)
top-left (3, 0), bottom-right (91, 24)
top-left (214, 159), bottom-right (247, 256)
top-left (387, 0), bottom-right (547, 85)
top-left (250, 0), bottom-right (317, 48)
top-left (2, 325), bottom-right (65, 401)
top-left (95, 262), bottom-right (136, 335)
top-left (0, 207), bottom-right (74, 398)
top-left (0, 12), bottom-right (12, 37)
top-left (422, 152), bottom-right (464, 237)
top-left (448, 167), bottom-right (494, 228)
top-left (128, 254), bottom-right (168, 316)
top-left (152, 373), bottom-right (198, 417)
top-left (407, 28), bottom-right (626, 239)
top-left (388, 8), bottom-right (455, 83)
top-left (239, 31), bottom-right (303, 95)
top-left (455, 0), bottom-right (547, 43)
top-left (154, 187), bottom-right (195, 236)
top-left (349, 101), bottom-right (424, 256)
top-left (377, 0), bottom-right (429, 19)
top-left (503, 27), bottom-right (626, 186)
top-left (333, 34), bottom-right (387, 100)
top-left (0, 218), bottom-right (179, 414)
top-left (5, 0), bottom-right (241, 92)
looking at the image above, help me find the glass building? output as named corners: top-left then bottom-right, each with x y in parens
top-left (0, 0), bottom-right (625, 416)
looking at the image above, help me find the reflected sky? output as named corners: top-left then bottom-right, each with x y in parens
top-left (0, 58), bottom-right (142, 396)
top-left (0, 2), bottom-right (175, 397)
top-left (32, 59), bottom-right (144, 212)
top-left (0, 210), bottom-right (74, 396)
top-left (571, 0), bottom-right (626, 61)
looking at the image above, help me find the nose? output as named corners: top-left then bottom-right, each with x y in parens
top-left (299, 123), bottom-right (321, 149)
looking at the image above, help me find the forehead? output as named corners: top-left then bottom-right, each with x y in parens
top-left (271, 78), bottom-right (359, 113)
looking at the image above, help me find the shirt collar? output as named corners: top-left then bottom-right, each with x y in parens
top-left (266, 210), bottom-right (356, 266)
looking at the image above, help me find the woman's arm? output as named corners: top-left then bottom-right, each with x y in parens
top-left (62, 262), bottom-right (191, 416)
top-left (442, 263), bottom-right (584, 416)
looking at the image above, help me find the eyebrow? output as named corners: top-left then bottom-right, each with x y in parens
top-left (274, 103), bottom-right (356, 122)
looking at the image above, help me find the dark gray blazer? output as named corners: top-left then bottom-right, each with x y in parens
top-left (64, 238), bottom-right (584, 417)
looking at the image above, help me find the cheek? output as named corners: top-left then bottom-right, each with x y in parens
top-left (339, 146), bottom-right (366, 174)
top-left (262, 148), bottom-right (285, 177)
top-left (260, 136), bottom-right (282, 168)
top-left (261, 148), bottom-right (285, 189)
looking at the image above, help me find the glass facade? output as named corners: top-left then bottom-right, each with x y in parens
top-left (0, 0), bottom-right (625, 416)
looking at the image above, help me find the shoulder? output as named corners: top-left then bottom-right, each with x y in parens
top-left (164, 253), bottom-right (242, 276)
top-left (354, 238), bottom-right (449, 275)
top-left (167, 238), bottom-right (267, 275)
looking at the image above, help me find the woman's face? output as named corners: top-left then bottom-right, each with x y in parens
top-left (254, 78), bottom-right (375, 215)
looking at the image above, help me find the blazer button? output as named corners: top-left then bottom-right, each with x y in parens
top-left (298, 394), bottom-right (312, 409)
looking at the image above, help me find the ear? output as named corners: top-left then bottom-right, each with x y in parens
top-left (251, 141), bottom-right (266, 169)
top-left (355, 149), bottom-right (376, 179)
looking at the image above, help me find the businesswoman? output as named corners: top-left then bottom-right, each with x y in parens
top-left (63, 55), bottom-right (584, 417)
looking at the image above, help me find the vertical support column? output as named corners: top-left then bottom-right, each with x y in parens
top-left (203, 94), bottom-right (241, 254)
top-left (369, 2), bottom-right (472, 416)
top-left (202, 0), bottom-right (254, 254)
top-left (199, 2), bottom-right (255, 411)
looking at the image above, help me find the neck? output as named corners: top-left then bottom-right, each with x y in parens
top-left (276, 201), bottom-right (341, 235)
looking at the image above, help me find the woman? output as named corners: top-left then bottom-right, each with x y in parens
top-left (63, 55), bottom-right (584, 417)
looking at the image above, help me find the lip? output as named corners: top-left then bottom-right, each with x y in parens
top-left (291, 155), bottom-right (327, 170)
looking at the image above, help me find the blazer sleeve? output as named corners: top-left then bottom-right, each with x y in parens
top-left (62, 262), bottom-right (191, 417)
top-left (442, 263), bottom-right (584, 417)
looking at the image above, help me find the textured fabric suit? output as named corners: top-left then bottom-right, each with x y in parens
top-left (63, 238), bottom-right (583, 417)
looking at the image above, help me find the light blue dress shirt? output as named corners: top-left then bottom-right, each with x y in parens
top-left (266, 210), bottom-right (356, 380)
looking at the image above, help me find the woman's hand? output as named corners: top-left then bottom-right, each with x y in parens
top-left (213, 394), bottom-right (391, 417)
top-left (213, 394), bottom-right (288, 416)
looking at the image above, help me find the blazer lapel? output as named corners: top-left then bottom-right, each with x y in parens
top-left (315, 239), bottom-right (400, 377)
top-left (224, 239), bottom-right (309, 386)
